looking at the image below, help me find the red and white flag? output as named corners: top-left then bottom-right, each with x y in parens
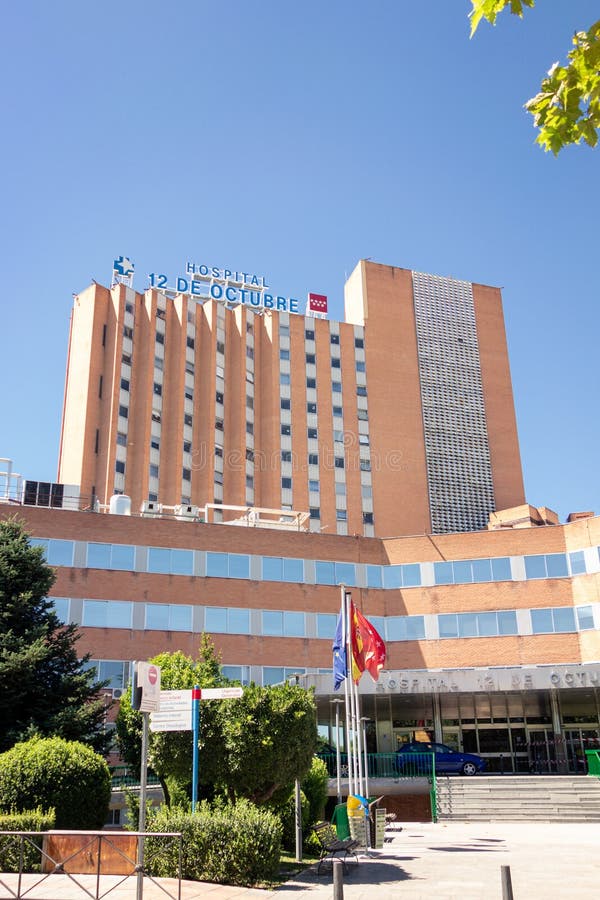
top-left (308, 293), bottom-right (328, 314)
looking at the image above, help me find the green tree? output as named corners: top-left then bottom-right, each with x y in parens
top-left (0, 518), bottom-right (110, 753)
top-left (205, 681), bottom-right (318, 804)
top-left (116, 642), bottom-right (318, 806)
top-left (470, 1), bottom-right (600, 153)
top-left (115, 637), bottom-right (227, 805)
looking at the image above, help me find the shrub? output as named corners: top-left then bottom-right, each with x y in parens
top-left (0, 737), bottom-right (111, 829)
top-left (145, 800), bottom-right (282, 886)
top-left (302, 756), bottom-right (329, 826)
top-left (0, 808), bottom-right (55, 872)
top-left (268, 787), bottom-right (310, 852)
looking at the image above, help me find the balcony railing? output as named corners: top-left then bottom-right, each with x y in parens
top-left (109, 766), bottom-right (161, 789)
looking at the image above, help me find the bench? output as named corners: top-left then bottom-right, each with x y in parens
top-left (311, 821), bottom-right (360, 875)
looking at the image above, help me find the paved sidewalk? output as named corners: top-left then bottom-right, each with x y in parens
top-left (2, 822), bottom-right (600, 899)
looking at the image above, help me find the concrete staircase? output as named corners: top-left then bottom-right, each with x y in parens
top-left (436, 775), bottom-right (600, 822)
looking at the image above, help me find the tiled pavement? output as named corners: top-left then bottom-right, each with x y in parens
top-left (2, 821), bottom-right (600, 899)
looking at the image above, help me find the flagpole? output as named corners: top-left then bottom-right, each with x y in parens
top-left (340, 584), bottom-right (354, 798)
top-left (352, 662), bottom-right (364, 797)
top-left (347, 591), bottom-right (364, 799)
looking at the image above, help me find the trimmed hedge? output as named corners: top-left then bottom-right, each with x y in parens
top-left (145, 800), bottom-right (282, 886)
top-left (0, 808), bottom-right (55, 872)
top-left (0, 737), bottom-right (111, 829)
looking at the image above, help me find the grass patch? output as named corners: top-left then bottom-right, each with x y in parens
top-left (262, 850), bottom-right (320, 888)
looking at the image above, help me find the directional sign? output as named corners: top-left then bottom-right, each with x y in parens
top-left (150, 690), bottom-right (192, 732)
top-left (199, 687), bottom-right (244, 700)
top-left (137, 661), bottom-right (161, 712)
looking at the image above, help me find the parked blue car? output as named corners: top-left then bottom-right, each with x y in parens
top-left (396, 741), bottom-right (486, 776)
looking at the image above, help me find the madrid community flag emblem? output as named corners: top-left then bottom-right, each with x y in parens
top-left (308, 293), bottom-right (328, 314)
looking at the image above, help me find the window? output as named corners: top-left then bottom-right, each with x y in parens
top-left (246, 475), bottom-right (254, 488)
top-left (356, 361), bottom-right (366, 373)
top-left (118, 405), bottom-right (128, 419)
top-left (153, 382), bottom-right (162, 396)
top-left (206, 552), bottom-right (250, 579)
top-left (246, 422), bottom-right (254, 435)
top-left (333, 406), bottom-right (343, 418)
top-left (569, 551), bottom-right (586, 575)
top-left (146, 604), bottom-right (193, 631)
top-left (122, 352), bottom-right (132, 365)
top-left (309, 480), bottom-right (319, 493)
top-left (308, 427), bottom-right (318, 439)
top-left (94, 429), bottom-right (99, 454)
top-left (282, 477), bottom-right (292, 489)
top-left (281, 398), bottom-right (291, 410)
top-left (215, 418), bottom-right (224, 431)
top-left (215, 445), bottom-right (223, 457)
top-left (363, 512), bottom-right (374, 525)
top-left (262, 610), bottom-right (305, 637)
top-left (280, 373), bottom-right (290, 386)
top-left (306, 377), bottom-right (316, 389)
top-left (205, 607), bottom-right (250, 634)
top-left (335, 482), bottom-right (346, 495)
top-left (333, 430), bottom-right (344, 443)
top-left (330, 334), bottom-right (340, 345)
top-left (315, 561), bottom-right (335, 584)
top-left (357, 409), bottom-right (368, 421)
top-left (152, 411), bottom-right (161, 423)
top-left (182, 467), bottom-right (191, 481)
top-left (115, 460), bottom-right (125, 475)
top-left (280, 349), bottom-right (289, 361)
top-left (156, 332), bottom-right (164, 345)
top-left (281, 450), bottom-right (292, 462)
top-left (357, 386), bottom-right (367, 397)
top-left (149, 464), bottom-right (159, 478)
top-left (246, 448), bottom-right (254, 462)
top-left (183, 440), bottom-right (191, 453)
top-left (387, 616), bottom-right (426, 641)
top-left (120, 377), bottom-right (129, 391)
top-left (281, 424), bottom-right (291, 436)
top-left (335, 561), bottom-right (355, 584)
top-left (360, 459), bottom-right (371, 471)
top-left (317, 614), bottom-right (337, 639)
top-left (87, 542), bottom-right (135, 571)
top-left (331, 357), bottom-right (341, 369)
top-left (305, 329), bottom-right (315, 340)
top-left (147, 547), bottom-right (193, 576)
top-left (355, 337), bottom-right (364, 349)
top-left (123, 326), bottom-right (133, 339)
top-left (531, 607), bottom-right (576, 634)
top-left (216, 391), bottom-right (224, 404)
top-left (102, 324), bottom-right (107, 347)
top-left (310, 507), bottom-right (320, 520)
top-left (332, 381), bottom-right (342, 393)
top-left (280, 325), bottom-right (290, 337)
top-left (221, 665), bottom-right (250, 685)
top-left (577, 606), bottom-right (594, 630)
top-left (247, 346), bottom-right (255, 359)
top-left (307, 402), bottom-right (317, 414)
top-left (525, 553), bottom-right (568, 580)
top-left (336, 509), bottom-right (347, 521)
top-left (246, 395), bottom-right (254, 409)
top-left (261, 557), bottom-right (304, 582)
top-left (359, 434), bottom-right (369, 446)
top-left (306, 353), bottom-right (316, 364)
top-left (186, 337), bottom-right (195, 350)
top-left (83, 600), bottom-right (132, 629)
top-left (184, 413), bottom-right (193, 426)
top-left (308, 453), bottom-right (319, 465)
top-left (366, 565), bottom-right (382, 588)
top-left (334, 456), bottom-right (344, 469)
top-left (216, 340), bottom-right (225, 354)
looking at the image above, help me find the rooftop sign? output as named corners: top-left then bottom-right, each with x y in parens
top-left (148, 261), bottom-right (301, 314)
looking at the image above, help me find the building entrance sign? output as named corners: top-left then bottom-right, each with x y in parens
top-left (360, 663), bottom-right (600, 695)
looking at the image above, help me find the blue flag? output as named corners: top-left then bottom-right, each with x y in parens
top-left (332, 610), bottom-right (347, 690)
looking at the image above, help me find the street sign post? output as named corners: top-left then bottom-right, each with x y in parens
top-left (149, 690), bottom-right (193, 732)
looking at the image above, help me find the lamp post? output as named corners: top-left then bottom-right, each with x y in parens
top-left (330, 699), bottom-right (344, 804)
top-left (290, 672), bottom-right (303, 863)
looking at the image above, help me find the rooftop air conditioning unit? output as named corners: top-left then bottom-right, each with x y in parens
top-left (141, 500), bottom-right (162, 517)
top-left (174, 503), bottom-right (199, 521)
top-left (112, 688), bottom-right (124, 700)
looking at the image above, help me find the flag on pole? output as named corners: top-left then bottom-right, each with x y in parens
top-left (332, 608), bottom-right (347, 690)
top-left (350, 601), bottom-right (386, 683)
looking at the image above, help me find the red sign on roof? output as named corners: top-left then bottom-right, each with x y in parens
top-left (308, 293), bottom-right (328, 313)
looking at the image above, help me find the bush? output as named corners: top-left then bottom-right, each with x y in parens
top-left (0, 737), bottom-right (111, 829)
top-left (268, 787), bottom-right (310, 852)
top-left (302, 756), bottom-right (329, 826)
top-left (0, 808), bottom-right (55, 872)
top-left (145, 800), bottom-right (282, 886)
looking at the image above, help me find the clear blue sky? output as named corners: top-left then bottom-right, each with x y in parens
top-left (1, 1), bottom-right (598, 522)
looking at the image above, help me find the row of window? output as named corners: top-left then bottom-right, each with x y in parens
top-left (54, 598), bottom-right (597, 640)
top-left (32, 539), bottom-right (600, 587)
top-left (85, 658), bottom-right (311, 691)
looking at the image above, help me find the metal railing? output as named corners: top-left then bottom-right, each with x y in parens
top-left (317, 751), bottom-right (437, 821)
top-left (585, 749), bottom-right (600, 776)
top-left (110, 767), bottom-right (161, 789)
top-left (0, 829), bottom-right (182, 900)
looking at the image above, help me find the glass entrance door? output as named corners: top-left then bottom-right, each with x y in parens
top-left (564, 728), bottom-right (600, 773)
top-left (526, 728), bottom-right (556, 773)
